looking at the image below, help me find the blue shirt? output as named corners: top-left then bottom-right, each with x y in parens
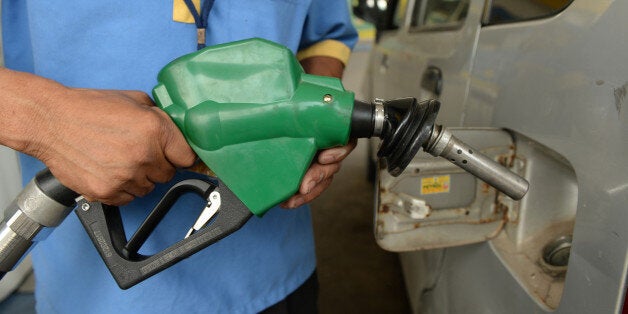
top-left (2, 1), bottom-right (357, 313)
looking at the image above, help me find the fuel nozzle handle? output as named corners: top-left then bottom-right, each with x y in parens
top-left (350, 97), bottom-right (529, 200)
top-left (0, 169), bottom-right (78, 279)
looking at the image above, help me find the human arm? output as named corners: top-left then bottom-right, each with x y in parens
top-left (0, 67), bottom-right (196, 205)
top-left (279, 0), bottom-right (359, 209)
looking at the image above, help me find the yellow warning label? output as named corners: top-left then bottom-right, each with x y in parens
top-left (421, 175), bottom-right (451, 195)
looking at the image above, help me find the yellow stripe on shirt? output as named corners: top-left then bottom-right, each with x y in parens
top-left (296, 40), bottom-right (352, 66)
top-left (173, 0), bottom-right (199, 23)
top-left (174, 1), bottom-right (352, 65)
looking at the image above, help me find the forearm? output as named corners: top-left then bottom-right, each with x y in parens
top-left (0, 67), bottom-right (68, 157)
top-left (0, 67), bottom-right (195, 205)
top-left (299, 56), bottom-right (345, 79)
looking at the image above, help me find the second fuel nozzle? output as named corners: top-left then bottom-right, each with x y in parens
top-left (350, 97), bottom-right (529, 200)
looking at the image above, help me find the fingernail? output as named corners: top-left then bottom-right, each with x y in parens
top-left (305, 181), bottom-right (316, 194)
top-left (320, 154), bottom-right (334, 163)
top-left (321, 151), bottom-right (346, 163)
top-left (289, 196), bottom-right (304, 208)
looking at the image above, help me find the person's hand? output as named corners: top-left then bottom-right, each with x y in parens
top-left (280, 139), bottom-right (357, 209)
top-left (278, 55), bottom-right (353, 209)
top-left (27, 88), bottom-right (196, 205)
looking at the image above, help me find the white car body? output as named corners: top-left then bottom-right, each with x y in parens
top-left (358, 0), bottom-right (628, 312)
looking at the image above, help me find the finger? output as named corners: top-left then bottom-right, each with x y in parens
top-left (147, 161), bottom-right (177, 183)
top-left (282, 177), bottom-right (334, 209)
top-left (123, 178), bottom-right (155, 198)
top-left (86, 191), bottom-right (135, 207)
top-left (299, 162), bottom-right (340, 195)
top-left (155, 108), bottom-right (196, 168)
top-left (279, 196), bottom-right (303, 209)
top-left (80, 174), bottom-right (138, 206)
top-left (300, 177), bottom-right (333, 203)
top-left (318, 139), bottom-right (357, 164)
top-left (106, 192), bottom-right (135, 206)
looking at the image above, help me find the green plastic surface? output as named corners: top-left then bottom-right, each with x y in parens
top-left (153, 38), bottom-right (355, 216)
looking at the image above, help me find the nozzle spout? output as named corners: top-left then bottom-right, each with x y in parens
top-left (425, 126), bottom-right (529, 200)
top-left (350, 97), bottom-right (529, 200)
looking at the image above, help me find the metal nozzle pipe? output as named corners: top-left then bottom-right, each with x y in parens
top-left (350, 97), bottom-right (529, 200)
top-left (0, 169), bottom-right (78, 274)
top-left (0, 212), bottom-right (43, 274)
top-left (425, 125), bottom-right (529, 200)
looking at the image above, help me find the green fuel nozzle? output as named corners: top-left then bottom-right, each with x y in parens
top-left (153, 38), bottom-right (355, 216)
top-left (153, 38), bottom-right (528, 216)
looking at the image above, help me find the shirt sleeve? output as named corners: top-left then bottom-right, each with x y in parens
top-left (297, 0), bottom-right (359, 66)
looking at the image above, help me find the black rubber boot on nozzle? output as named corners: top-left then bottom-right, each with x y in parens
top-left (350, 98), bottom-right (441, 176)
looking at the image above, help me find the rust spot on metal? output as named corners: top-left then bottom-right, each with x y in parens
top-left (414, 223), bottom-right (421, 228)
top-left (497, 154), bottom-right (515, 168)
top-left (468, 217), bottom-right (499, 224)
top-left (502, 211), bottom-right (519, 225)
top-left (498, 155), bottom-right (507, 165)
top-left (481, 183), bottom-right (490, 194)
top-left (381, 204), bottom-right (390, 213)
top-left (478, 218), bottom-right (494, 224)
top-left (503, 210), bottom-right (510, 222)
top-left (495, 202), bottom-right (509, 215)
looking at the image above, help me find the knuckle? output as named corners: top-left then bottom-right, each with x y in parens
top-left (183, 152), bottom-right (197, 167)
top-left (162, 168), bottom-right (176, 181)
top-left (144, 112), bottom-right (164, 135)
top-left (136, 182), bottom-right (155, 197)
top-left (150, 167), bottom-right (175, 183)
top-left (132, 149), bottom-right (154, 168)
top-left (112, 169), bottom-right (136, 184)
top-left (122, 90), bottom-right (153, 106)
top-left (88, 181), bottom-right (116, 202)
top-left (134, 110), bottom-right (163, 137)
top-left (318, 164), bottom-right (339, 179)
top-left (133, 91), bottom-right (152, 103)
top-left (111, 194), bottom-right (134, 206)
top-left (173, 151), bottom-right (196, 168)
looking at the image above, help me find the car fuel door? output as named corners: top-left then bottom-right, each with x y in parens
top-left (375, 128), bottom-right (522, 251)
